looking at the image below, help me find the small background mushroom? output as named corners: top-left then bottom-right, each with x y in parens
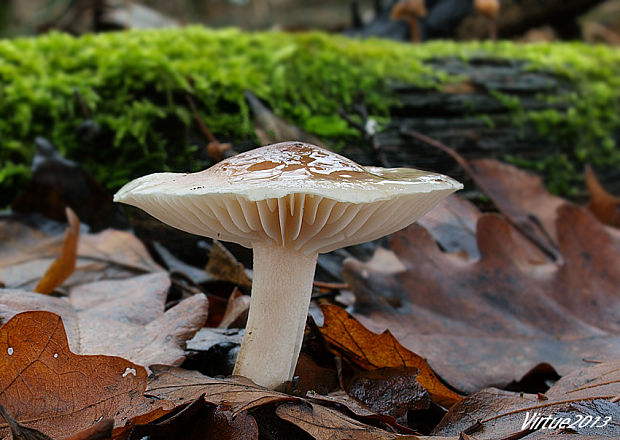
top-left (474, 0), bottom-right (501, 41)
top-left (391, 0), bottom-right (428, 43)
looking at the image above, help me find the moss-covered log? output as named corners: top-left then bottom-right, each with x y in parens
top-left (0, 28), bottom-right (619, 207)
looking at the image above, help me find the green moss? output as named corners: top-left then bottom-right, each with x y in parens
top-left (0, 28), bottom-right (619, 204)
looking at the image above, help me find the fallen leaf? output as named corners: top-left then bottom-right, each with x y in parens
top-left (0, 402), bottom-right (55, 440)
top-left (127, 398), bottom-right (215, 440)
top-left (290, 353), bottom-right (339, 396)
top-left (305, 390), bottom-right (415, 435)
top-left (0, 217), bottom-right (164, 292)
top-left (275, 402), bottom-right (418, 440)
top-left (146, 365), bottom-right (299, 416)
top-left (62, 418), bottom-right (114, 440)
top-left (34, 207), bottom-right (80, 294)
top-left (185, 327), bottom-right (243, 377)
top-left (319, 305), bottom-right (462, 408)
top-left (343, 205), bottom-right (620, 392)
top-left (206, 241), bottom-right (252, 289)
top-left (218, 288), bottom-right (250, 329)
top-left (432, 359), bottom-right (620, 439)
top-left (0, 272), bottom-right (209, 368)
top-left (347, 367), bottom-right (430, 424)
top-left (416, 195), bottom-right (481, 260)
top-left (586, 164), bottom-right (620, 228)
top-left (469, 159), bottom-right (564, 242)
top-left (0, 311), bottom-right (172, 439)
top-left (203, 406), bottom-right (259, 440)
top-left (468, 159), bottom-right (620, 255)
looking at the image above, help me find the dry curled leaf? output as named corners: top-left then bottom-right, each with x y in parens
top-left (0, 311), bottom-right (172, 439)
top-left (34, 207), bottom-right (80, 294)
top-left (468, 159), bottom-right (620, 254)
top-left (319, 304), bottom-right (462, 408)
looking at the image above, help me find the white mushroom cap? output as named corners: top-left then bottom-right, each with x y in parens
top-left (114, 142), bottom-right (462, 254)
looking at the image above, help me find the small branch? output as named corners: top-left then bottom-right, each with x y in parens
top-left (313, 280), bottom-right (350, 291)
top-left (185, 94), bottom-right (217, 143)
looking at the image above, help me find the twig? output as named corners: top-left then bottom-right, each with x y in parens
top-left (185, 94), bottom-right (217, 143)
top-left (73, 88), bottom-right (91, 117)
top-left (313, 280), bottom-right (349, 291)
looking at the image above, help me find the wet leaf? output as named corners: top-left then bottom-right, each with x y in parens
top-left (275, 402), bottom-right (418, 440)
top-left (0, 311), bottom-right (172, 439)
top-left (0, 273), bottom-right (208, 368)
top-left (146, 365), bottom-right (299, 416)
top-left (433, 359), bottom-right (620, 439)
top-left (586, 165), bottom-right (620, 228)
top-left (319, 305), bottom-right (462, 408)
top-left (34, 208), bottom-right (80, 294)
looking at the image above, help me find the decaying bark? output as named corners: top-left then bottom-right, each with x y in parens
top-left (340, 56), bottom-right (620, 195)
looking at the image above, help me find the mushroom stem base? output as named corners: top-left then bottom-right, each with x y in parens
top-left (233, 243), bottom-right (318, 390)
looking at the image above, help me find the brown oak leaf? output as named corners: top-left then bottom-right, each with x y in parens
top-left (343, 204), bottom-right (620, 393)
top-left (319, 304), bottom-right (462, 408)
top-left (0, 311), bottom-right (172, 439)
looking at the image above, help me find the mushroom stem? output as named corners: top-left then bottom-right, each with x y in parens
top-left (409, 17), bottom-right (421, 43)
top-left (233, 242), bottom-right (318, 389)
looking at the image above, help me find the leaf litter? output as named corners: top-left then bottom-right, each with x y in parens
top-left (0, 140), bottom-right (618, 439)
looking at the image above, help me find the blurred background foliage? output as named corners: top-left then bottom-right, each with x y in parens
top-left (0, 0), bottom-right (619, 207)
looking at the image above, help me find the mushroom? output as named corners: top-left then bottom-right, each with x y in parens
top-left (391, 0), bottom-right (427, 43)
top-left (114, 141), bottom-right (462, 389)
top-left (474, 0), bottom-right (500, 42)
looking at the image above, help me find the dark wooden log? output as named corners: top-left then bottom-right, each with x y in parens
top-left (339, 56), bottom-right (620, 197)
